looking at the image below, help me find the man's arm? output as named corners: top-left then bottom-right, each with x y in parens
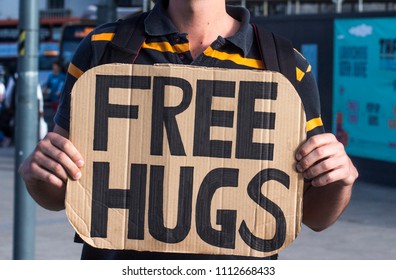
top-left (18, 125), bottom-right (84, 211)
top-left (297, 133), bottom-right (358, 231)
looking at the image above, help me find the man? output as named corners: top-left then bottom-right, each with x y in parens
top-left (19, 0), bottom-right (358, 259)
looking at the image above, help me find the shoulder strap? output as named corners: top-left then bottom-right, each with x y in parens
top-left (252, 23), bottom-right (297, 89)
top-left (96, 12), bottom-right (148, 65)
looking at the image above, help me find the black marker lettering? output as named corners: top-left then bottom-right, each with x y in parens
top-left (236, 81), bottom-right (277, 160)
top-left (194, 80), bottom-right (235, 158)
top-left (238, 168), bottom-right (289, 252)
top-left (151, 77), bottom-right (192, 156)
top-left (148, 165), bottom-right (194, 243)
top-left (94, 75), bottom-right (151, 151)
top-left (196, 168), bottom-right (239, 249)
top-left (91, 162), bottom-right (147, 239)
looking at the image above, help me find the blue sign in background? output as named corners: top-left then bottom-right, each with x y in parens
top-left (333, 18), bottom-right (396, 162)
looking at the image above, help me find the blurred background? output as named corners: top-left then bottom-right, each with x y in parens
top-left (0, 0), bottom-right (396, 260)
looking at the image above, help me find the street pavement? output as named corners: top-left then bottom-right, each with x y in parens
top-left (1, 145), bottom-right (396, 260)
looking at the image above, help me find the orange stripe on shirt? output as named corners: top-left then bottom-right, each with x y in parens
top-left (204, 47), bottom-right (263, 69)
top-left (92, 33), bottom-right (115, 41)
top-left (142, 41), bottom-right (190, 53)
top-left (68, 63), bottom-right (84, 79)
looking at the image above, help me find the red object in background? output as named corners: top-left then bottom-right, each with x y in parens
top-left (336, 112), bottom-right (349, 146)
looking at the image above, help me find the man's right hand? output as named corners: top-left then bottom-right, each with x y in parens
top-left (18, 125), bottom-right (84, 211)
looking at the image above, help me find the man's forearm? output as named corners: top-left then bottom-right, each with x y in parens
top-left (22, 173), bottom-right (66, 211)
top-left (302, 181), bottom-right (354, 231)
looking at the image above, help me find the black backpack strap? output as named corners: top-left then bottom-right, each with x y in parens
top-left (252, 23), bottom-right (297, 89)
top-left (97, 12), bottom-right (148, 65)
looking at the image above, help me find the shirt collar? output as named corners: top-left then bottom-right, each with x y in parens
top-left (145, 0), bottom-right (178, 36)
top-left (145, 1), bottom-right (253, 57)
top-left (225, 5), bottom-right (253, 57)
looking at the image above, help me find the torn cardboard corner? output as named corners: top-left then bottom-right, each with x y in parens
top-left (65, 63), bottom-right (306, 258)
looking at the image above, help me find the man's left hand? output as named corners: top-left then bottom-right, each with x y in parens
top-left (295, 133), bottom-right (358, 188)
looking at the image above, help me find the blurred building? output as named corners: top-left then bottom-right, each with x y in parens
top-left (0, 0), bottom-right (146, 21)
top-left (227, 0), bottom-right (396, 16)
top-left (0, 0), bottom-right (97, 19)
top-left (1, 1), bottom-right (395, 21)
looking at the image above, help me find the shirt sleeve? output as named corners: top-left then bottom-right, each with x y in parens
top-left (54, 32), bottom-right (95, 132)
top-left (54, 22), bottom-right (120, 132)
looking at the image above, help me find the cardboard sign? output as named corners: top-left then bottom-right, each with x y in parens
top-left (66, 64), bottom-right (306, 258)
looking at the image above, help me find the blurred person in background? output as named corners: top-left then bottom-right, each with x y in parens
top-left (42, 61), bottom-right (65, 131)
top-left (0, 68), bottom-right (47, 147)
top-left (0, 67), bottom-right (5, 101)
top-left (0, 69), bottom-right (16, 147)
top-left (37, 83), bottom-right (48, 140)
top-left (0, 67), bottom-right (5, 146)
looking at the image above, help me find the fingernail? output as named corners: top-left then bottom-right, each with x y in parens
top-left (74, 172), bottom-right (82, 180)
top-left (296, 153), bottom-right (302, 161)
top-left (296, 164), bottom-right (302, 172)
top-left (76, 160), bottom-right (84, 168)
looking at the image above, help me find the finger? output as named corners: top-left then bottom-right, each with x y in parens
top-left (48, 133), bottom-right (84, 167)
top-left (302, 156), bottom-right (343, 180)
top-left (296, 141), bottom-right (343, 172)
top-left (296, 133), bottom-right (337, 161)
top-left (37, 138), bottom-right (82, 180)
top-left (28, 160), bottom-right (66, 188)
top-left (33, 150), bottom-right (69, 183)
top-left (311, 167), bottom-right (349, 187)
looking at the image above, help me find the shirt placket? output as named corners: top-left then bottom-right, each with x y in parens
top-left (171, 33), bottom-right (193, 65)
top-left (192, 37), bottom-right (226, 67)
